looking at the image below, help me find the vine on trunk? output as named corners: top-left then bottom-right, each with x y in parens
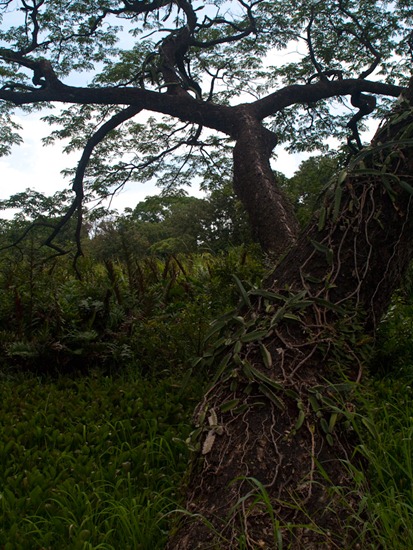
top-left (168, 95), bottom-right (413, 549)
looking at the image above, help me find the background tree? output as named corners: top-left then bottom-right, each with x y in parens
top-left (281, 155), bottom-right (341, 226)
top-left (91, 186), bottom-right (253, 260)
top-left (1, 1), bottom-right (413, 547)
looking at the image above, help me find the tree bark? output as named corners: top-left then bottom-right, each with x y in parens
top-left (167, 83), bottom-right (413, 549)
top-left (232, 110), bottom-right (299, 255)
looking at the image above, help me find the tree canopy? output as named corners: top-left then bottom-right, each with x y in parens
top-left (0, 0), bottom-right (411, 254)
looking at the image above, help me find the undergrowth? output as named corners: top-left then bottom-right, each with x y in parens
top-left (337, 292), bottom-right (413, 549)
top-left (0, 246), bottom-right (264, 375)
top-left (0, 369), bottom-right (202, 549)
top-left (348, 372), bottom-right (413, 549)
top-left (1, 235), bottom-right (413, 548)
top-left (0, 243), bottom-right (264, 548)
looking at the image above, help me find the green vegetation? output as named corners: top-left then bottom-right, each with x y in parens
top-left (0, 196), bottom-right (260, 546)
top-left (0, 210), bottom-right (261, 548)
top-left (353, 374), bottom-right (413, 549)
top-left (1, 180), bottom-right (413, 548)
top-left (0, 0), bottom-right (412, 545)
top-left (2, 306), bottom-right (413, 549)
top-left (350, 282), bottom-right (413, 547)
top-left (0, 186), bottom-right (262, 376)
top-left (0, 190), bottom-right (264, 547)
top-left (0, 370), bottom-right (200, 549)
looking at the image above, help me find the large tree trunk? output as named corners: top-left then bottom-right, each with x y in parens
top-left (168, 83), bottom-right (413, 549)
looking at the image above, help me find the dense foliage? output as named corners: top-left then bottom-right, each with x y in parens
top-left (0, 178), bottom-right (411, 547)
top-left (1, 231), bottom-right (413, 547)
top-left (0, 181), bottom-right (262, 375)
top-left (0, 190), bottom-right (265, 547)
top-left (0, 371), bottom-right (201, 549)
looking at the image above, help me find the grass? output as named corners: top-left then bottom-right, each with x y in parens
top-left (349, 375), bottom-right (413, 549)
top-left (0, 368), bottom-right (202, 549)
top-left (2, 364), bottom-right (413, 549)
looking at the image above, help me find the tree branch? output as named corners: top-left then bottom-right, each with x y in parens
top-left (337, 0), bottom-right (382, 80)
top-left (0, 49), bottom-right (64, 90)
top-left (43, 105), bottom-right (143, 267)
top-left (250, 79), bottom-right (404, 121)
top-left (0, 75), bottom-right (404, 138)
top-left (306, 8), bottom-right (326, 81)
top-left (346, 91), bottom-right (377, 153)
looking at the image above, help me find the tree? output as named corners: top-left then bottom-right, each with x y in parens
top-left (132, 193), bottom-right (215, 253)
top-left (0, 0), bottom-right (408, 255)
top-left (0, 188), bottom-right (83, 257)
top-left (90, 188), bottom-right (252, 261)
top-left (281, 155), bottom-right (341, 226)
top-left (1, 1), bottom-right (413, 547)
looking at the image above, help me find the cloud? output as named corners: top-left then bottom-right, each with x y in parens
top-left (0, 112), bottom-right (160, 212)
top-left (0, 113), bottom-right (74, 198)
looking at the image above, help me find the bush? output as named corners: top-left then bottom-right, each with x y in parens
top-left (0, 246), bottom-right (265, 376)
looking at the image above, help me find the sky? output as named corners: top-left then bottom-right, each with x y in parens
top-left (0, 109), bottom-right (309, 217)
top-left (0, 111), bottom-right (164, 213)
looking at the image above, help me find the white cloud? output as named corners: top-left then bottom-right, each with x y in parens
top-left (0, 111), bottom-right (163, 212)
top-left (0, 113), bottom-right (74, 198)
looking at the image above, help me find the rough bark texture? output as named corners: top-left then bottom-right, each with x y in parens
top-left (167, 83), bottom-right (413, 549)
top-left (233, 110), bottom-right (299, 255)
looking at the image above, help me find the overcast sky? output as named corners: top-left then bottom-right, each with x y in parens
top-left (0, 111), bottom-right (165, 211)
top-left (0, 109), bottom-right (309, 217)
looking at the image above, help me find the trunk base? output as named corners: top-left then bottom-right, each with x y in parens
top-left (168, 389), bottom-right (363, 550)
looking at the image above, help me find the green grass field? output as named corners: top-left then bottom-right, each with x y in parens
top-left (0, 370), bottom-right (201, 550)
